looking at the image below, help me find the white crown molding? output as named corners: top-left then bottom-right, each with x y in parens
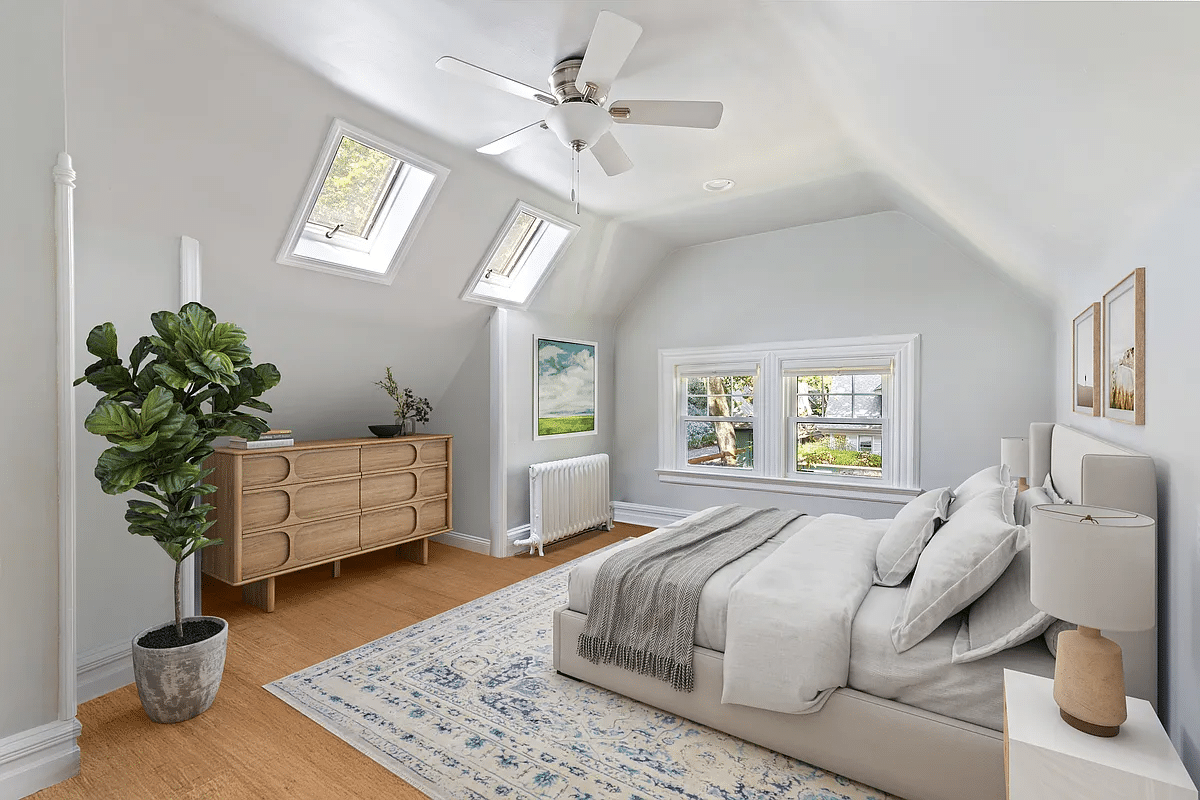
top-left (77, 641), bottom-right (134, 705)
top-left (610, 501), bottom-right (692, 529)
top-left (0, 719), bottom-right (81, 800)
top-left (430, 530), bottom-right (490, 555)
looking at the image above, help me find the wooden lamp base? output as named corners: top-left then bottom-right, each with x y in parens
top-left (1052, 625), bottom-right (1127, 737)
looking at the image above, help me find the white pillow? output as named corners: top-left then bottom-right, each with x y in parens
top-left (1042, 473), bottom-right (1070, 504)
top-left (892, 484), bottom-right (1024, 653)
top-left (1014, 486), bottom-right (1055, 527)
top-left (874, 488), bottom-right (952, 587)
top-left (951, 548), bottom-right (1054, 663)
top-left (948, 465), bottom-right (1006, 516)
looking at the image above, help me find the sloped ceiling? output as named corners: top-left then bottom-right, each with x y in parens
top-left (188, 0), bottom-right (1200, 300)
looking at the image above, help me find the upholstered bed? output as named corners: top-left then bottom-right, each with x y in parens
top-left (552, 423), bottom-right (1158, 800)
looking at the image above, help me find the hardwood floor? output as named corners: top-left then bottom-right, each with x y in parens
top-left (34, 524), bottom-right (647, 800)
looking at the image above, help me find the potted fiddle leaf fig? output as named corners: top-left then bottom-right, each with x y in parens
top-left (76, 302), bottom-right (280, 723)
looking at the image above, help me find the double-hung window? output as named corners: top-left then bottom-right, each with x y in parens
top-left (658, 334), bottom-right (920, 503)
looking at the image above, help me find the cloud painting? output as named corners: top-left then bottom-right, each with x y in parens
top-left (536, 337), bottom-right (596, 437)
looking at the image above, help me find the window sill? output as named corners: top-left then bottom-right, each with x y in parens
top-left (655, 468), bottom-right (921, 505)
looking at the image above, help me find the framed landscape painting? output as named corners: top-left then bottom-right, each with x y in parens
top-left (1072, 302), bottom-right (1101, 416)
top-left (535, 336), bottom-right (597, 439)
top-left (1102, 267), bottom-right (1146, 425)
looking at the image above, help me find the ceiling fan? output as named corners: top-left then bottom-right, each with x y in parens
top-left (436, 10), bottom-right (723, 184)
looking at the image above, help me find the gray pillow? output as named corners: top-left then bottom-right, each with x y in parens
top-left (1014, 486), bottom-right (1054, 527)
top-left (948, 465), bottom-right (1006, 516)
top-left (1043, 619), bottom-right (1074, 657)
top-left (951, 548), bottom-right (1054, 664)
top-left (892, 484), bottom-right (1023, 653)
top-left (874, 488), bottom-right (951, 586)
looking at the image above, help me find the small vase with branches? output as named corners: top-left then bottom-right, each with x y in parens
top-left (375, 367), bottom-right (431, 435)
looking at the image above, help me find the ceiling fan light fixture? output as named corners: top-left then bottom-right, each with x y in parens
top-left (544, 102), bottom-right (612, 150)
top-left (703, 178), bottom-right (736, 192)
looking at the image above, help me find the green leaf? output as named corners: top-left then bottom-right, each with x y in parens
top-left (95, 448), bottom-right (147, 494)
top-left (117, 432), bottom-right (159, 453)
top-left (84, 401), bottom-right (141, 439)
top-left (83, 364), bottom-right (134, 394)
top-left (241, 398), bottom-right (273, 413)
top-left (157, 462), bottom-right (203, 494)
top-left (128, 336), bottom-right (155, 373)
top-left (85, 323), bottom-right (119, 360)
top-left (140, 386), bottom-right (175, 428)
top-left (150, 311), bottom-right (180, 344)
top-left (152, 363), bottom-right (189, 390)
top-left (254, 363), bottom-right (282, 392)
top-left (200, 349), bottom-right (235, 377)
top-left (211, 322), bottom-right (246, 352)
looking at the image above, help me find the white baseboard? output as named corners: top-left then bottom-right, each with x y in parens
top-left (77, 640), bottom-right (134, 704)
top-left (0, 719), bottom-right (81, 800)
top-left (430, 530), bottom-right (490, 555)
top-left (611, 501), bottom-right (693, 529)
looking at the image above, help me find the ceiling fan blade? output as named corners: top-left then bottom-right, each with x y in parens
top-left (436, 56), bottom-right (557, 106)
top-left (575, 11), bottom-right (642, 97)
top-left (589, 132), bottom-right (633, 176)
top-left (609, 100), bottom-right (724, 129)
top-left (477, 121), bottom-right (549, 155)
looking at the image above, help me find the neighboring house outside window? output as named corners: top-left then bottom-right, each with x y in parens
top-left (657, 334), bottom-right (920, 504)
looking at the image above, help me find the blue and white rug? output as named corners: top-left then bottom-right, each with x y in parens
top-left (266, 554), bottom-right (895, 800)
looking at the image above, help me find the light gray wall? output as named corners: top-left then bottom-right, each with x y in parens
top-left (63, 0), bottom-right (606, 661)
top-left (613, 211), bottom-right (1055, 518)
top-left (428, 320), bottom-right (490, 544)
top-left (1052, 181), bottom-right (1200, 778)
top-left (504, 310), bottom-right (615, 531)
top-left (0, 0), bottom-right (65, 738)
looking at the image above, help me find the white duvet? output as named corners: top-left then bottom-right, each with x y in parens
top-left (721, 513), bottom-right (888, 714)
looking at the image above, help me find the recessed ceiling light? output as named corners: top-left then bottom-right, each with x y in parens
top-left (703, 178), bottom-right (735, 192)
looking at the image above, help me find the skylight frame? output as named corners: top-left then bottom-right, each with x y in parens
top-left (460, 201), bottom-right (579, 310)
top-left (277, 119), bottom-right (450, 285)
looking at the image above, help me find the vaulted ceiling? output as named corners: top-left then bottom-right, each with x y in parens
top-left (189, 0), bottom-right (1200, 300)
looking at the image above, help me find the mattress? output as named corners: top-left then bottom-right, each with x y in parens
top-left (566, 506), bottom-right (1057, 731)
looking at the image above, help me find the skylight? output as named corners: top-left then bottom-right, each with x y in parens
top-left (462, 202), bottom-right (578, 310)
top-left (277, 120), bottom-right (449, 284)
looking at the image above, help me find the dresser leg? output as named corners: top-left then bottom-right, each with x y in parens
top-left (242, 576), bottom-right (276, 612)
top-left (398, 538), bottom-right (429, 565)
top-left (331, 560), bottom-right (341, 578)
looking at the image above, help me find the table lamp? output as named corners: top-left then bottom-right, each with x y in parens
top-left (1029, 504), bottom-right (1156, 737)
top-left (1000, 436), bottom-right (1030, 490)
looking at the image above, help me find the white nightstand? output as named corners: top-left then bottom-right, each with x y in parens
top-left (1004, 669), bottom-right (1197, 799)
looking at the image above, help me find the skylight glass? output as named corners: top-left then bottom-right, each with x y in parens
top-left (308, 137), bottom-right (400, 238)
top-left (484, 211), bottom-right (541, 280)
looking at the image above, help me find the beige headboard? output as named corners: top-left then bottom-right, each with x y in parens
top-left (1028, 422), bottom-right (1159, 709)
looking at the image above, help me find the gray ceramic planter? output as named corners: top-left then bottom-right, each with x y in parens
top-left (131, 615), bottom-right (228, 724)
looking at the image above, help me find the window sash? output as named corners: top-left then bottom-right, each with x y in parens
top-left (789, 415), bottom-right (887, 481)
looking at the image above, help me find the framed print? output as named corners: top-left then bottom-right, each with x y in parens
top-left (1072, 302), bottom-right (1102, 416)
top-left (1102, 267), bottom-right (1146, 425)
top-left (535, 336), bottom-right (597, 439)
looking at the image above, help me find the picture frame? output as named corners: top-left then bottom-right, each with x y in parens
top-left (1072, 302), bottom-right (1101, 416)
top-left (534, 336), bottom-right (597, 439)
top-left (1102, 267), bottom-right (1146, 425)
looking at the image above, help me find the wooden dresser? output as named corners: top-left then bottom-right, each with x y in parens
top-left (201, 435), bottom-right (452, 611)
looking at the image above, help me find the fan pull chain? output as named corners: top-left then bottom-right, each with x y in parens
top-left (571, 146), bottom-right (580, 215)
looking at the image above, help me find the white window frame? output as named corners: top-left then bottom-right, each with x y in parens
top-left (657, 334), bottom-right (921, 504)
top-left (460, 201), bottom-right (579, 311)
top-left (276, 119), bottom-right (449, 285)
top-left (676, 362), bottom-right (761, 477)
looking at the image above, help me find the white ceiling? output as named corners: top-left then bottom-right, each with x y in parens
top-left (188, 0), bottom-right (1200, 296)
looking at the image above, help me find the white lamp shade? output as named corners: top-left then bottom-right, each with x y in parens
top-left (1029, 504), bottom-right (1156, 631)
top-left (1000, 436), bottom-right (1029, 479)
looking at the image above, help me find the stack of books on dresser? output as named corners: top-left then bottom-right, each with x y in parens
top-left (228, 429), bottom-right (293, 449)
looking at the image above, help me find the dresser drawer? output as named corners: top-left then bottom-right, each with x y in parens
top-left (242, 476), bottom-right (360, 531)
top-left (361, 441), bottom-right (419, 473)
top-left (242, 447), bottom-right (360, 488)
top-left (241, 515), bottom-right (361, 580)
top-left (417, 498), bottom-right (449, 535)
top-left (360, 505), bottom-right (419, 548)
top-left (360, 470), bottom-right (418, 510)
top-left (417, 465), bottom-right (448, 498)
top-left (418, 438), bottom-right (449, 465)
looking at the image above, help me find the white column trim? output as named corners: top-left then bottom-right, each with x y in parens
top-left (489, 309), bottom-right (509, 557)
top-left (178, 236), bottom-right (202, 618)
top-left (53, 152), bottom-right (78, 725)
top-left (0, 719), bottom-right (82, 800)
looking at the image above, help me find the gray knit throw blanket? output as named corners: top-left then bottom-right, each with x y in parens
top-left (577, 505), bottom-right (801, 692)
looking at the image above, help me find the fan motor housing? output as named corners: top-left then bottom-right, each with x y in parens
top-left (549, 58), bottom-right (606, 105)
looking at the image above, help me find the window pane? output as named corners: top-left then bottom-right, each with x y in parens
top-left (687, 421), bottom-right (754, 469)
top-left (796, 374), bottom-right (883, 419)
top-left (483, 211), bottom-right (539, 279)
top-left (684, 375), bottom-right (754, 417)
top-left (309, 137), bottom-right (399, 238)
top-left (796, 421), bottom-right (883, 479)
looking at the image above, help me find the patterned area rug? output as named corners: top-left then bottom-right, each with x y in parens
top-left (266, 553), bottom-right (894, 800)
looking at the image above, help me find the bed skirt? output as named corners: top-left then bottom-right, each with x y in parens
top-left (554, 606), bottom-right (1005, 800)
